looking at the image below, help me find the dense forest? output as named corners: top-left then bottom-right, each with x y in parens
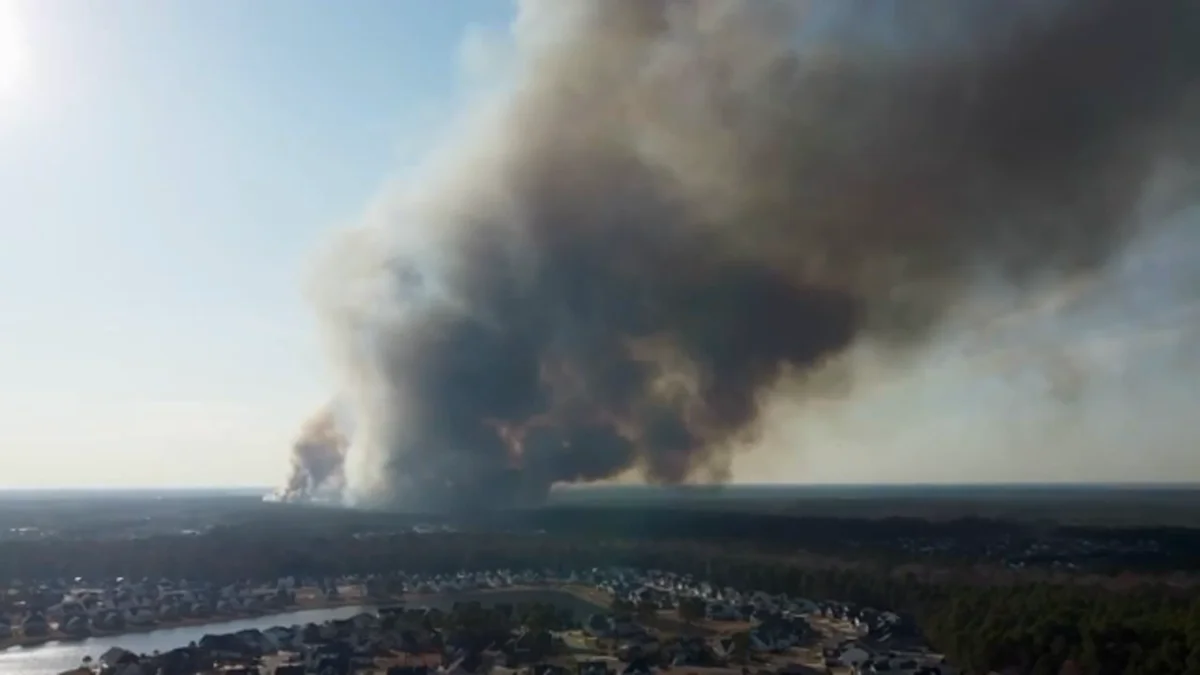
top-left (1, 521), bottom-right (1198, 674)
top-left (214, 502), bottom-right (1200, 572)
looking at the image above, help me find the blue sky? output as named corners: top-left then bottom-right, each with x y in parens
top-left (0, 0), bottom-right (513, 487)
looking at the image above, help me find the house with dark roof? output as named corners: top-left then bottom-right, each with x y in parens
top-left (441, 650), bottom-right (486, 675)
top-left (199, 632), bottom-right (257, 660)
top-left (21, 611), bottom-right (48, 637)
top-left (62, 614), bottom-right (91, 637)
top-left (98, 646), bottom-right (140, 673)
top-left (621, 658), bottom-right (654, 675)
top-left (307, 641), bottom-right (352, 674)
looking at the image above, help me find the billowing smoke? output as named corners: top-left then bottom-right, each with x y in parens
top-left (282, 0), bottom-right (1200, 511)
top-left (274, 404), bottom-right (348, 502)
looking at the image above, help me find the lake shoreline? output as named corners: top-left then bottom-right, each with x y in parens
top-left (0, 596), bottom-right (368, 652)
top-left (0, 584), bottom-right (609, 653)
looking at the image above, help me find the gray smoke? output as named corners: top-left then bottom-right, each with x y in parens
top-left (275, 404), bottom-right (347, 502)
top-left (282, 0), bottom-right (1200, 511)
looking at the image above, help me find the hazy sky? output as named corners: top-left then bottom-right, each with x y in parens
top-left (2, 1), bottom-right (1197, 490)
top-left (0, 0), bottom-right (513, 488)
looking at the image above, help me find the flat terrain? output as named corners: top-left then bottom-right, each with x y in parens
top-left (549, 483), bottom-right (1200, 528)
top-left (4, 483), bottom-right (1200, 540)
top-left (3, 484), bottom-right (1200, 579)
top-left (0, 487), bottom-right (1175, 675)
top-left (0, 488), bottom-right (271, 542)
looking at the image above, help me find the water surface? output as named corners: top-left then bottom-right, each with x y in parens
top-left (0, 590), bottom-right (603, 675)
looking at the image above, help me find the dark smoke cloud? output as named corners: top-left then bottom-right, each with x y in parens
top-left (283, 0), bottom-right (1200, 511)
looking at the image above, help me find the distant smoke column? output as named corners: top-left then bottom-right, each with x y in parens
top-left (290, 0), bottom-right (1200, 512)
top-left (279, 405), bottom-right (348, 501)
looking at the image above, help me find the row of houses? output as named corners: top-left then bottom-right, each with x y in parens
top-left (56, 566), bottom-right (948, 675)
top-left (590, 568), bottom-right (921, 645)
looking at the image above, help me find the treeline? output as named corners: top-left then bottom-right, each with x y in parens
top-left (239, 503), bottom-right (1200, 570)
top-left (524, 507), bottom-right (1200, 572)
top-left (3, 528), bottom-right (1200, 674)
top-left (921, 584), bottom-right (1200, 675)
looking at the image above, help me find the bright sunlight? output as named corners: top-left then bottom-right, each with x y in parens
top-left (0, 0), bottom-right (30, 101)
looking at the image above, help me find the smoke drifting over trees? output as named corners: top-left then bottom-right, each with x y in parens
top-left (279, 0), bottom-right (1200, 510)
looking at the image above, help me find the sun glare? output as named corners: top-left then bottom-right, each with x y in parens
top-left (0, 0), bottom-right (30, 101)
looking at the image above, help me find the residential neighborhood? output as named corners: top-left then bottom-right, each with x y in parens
top-left (24, 567), bottom-right (952, 675)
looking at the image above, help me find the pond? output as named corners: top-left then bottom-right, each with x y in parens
top-left (0, 589), bottom-right (605, 675)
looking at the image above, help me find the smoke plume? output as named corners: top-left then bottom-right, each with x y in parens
top-left (282, 0), bottom-right (1200, 511)
top-left (275, 404), bottom-right (348, 501)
